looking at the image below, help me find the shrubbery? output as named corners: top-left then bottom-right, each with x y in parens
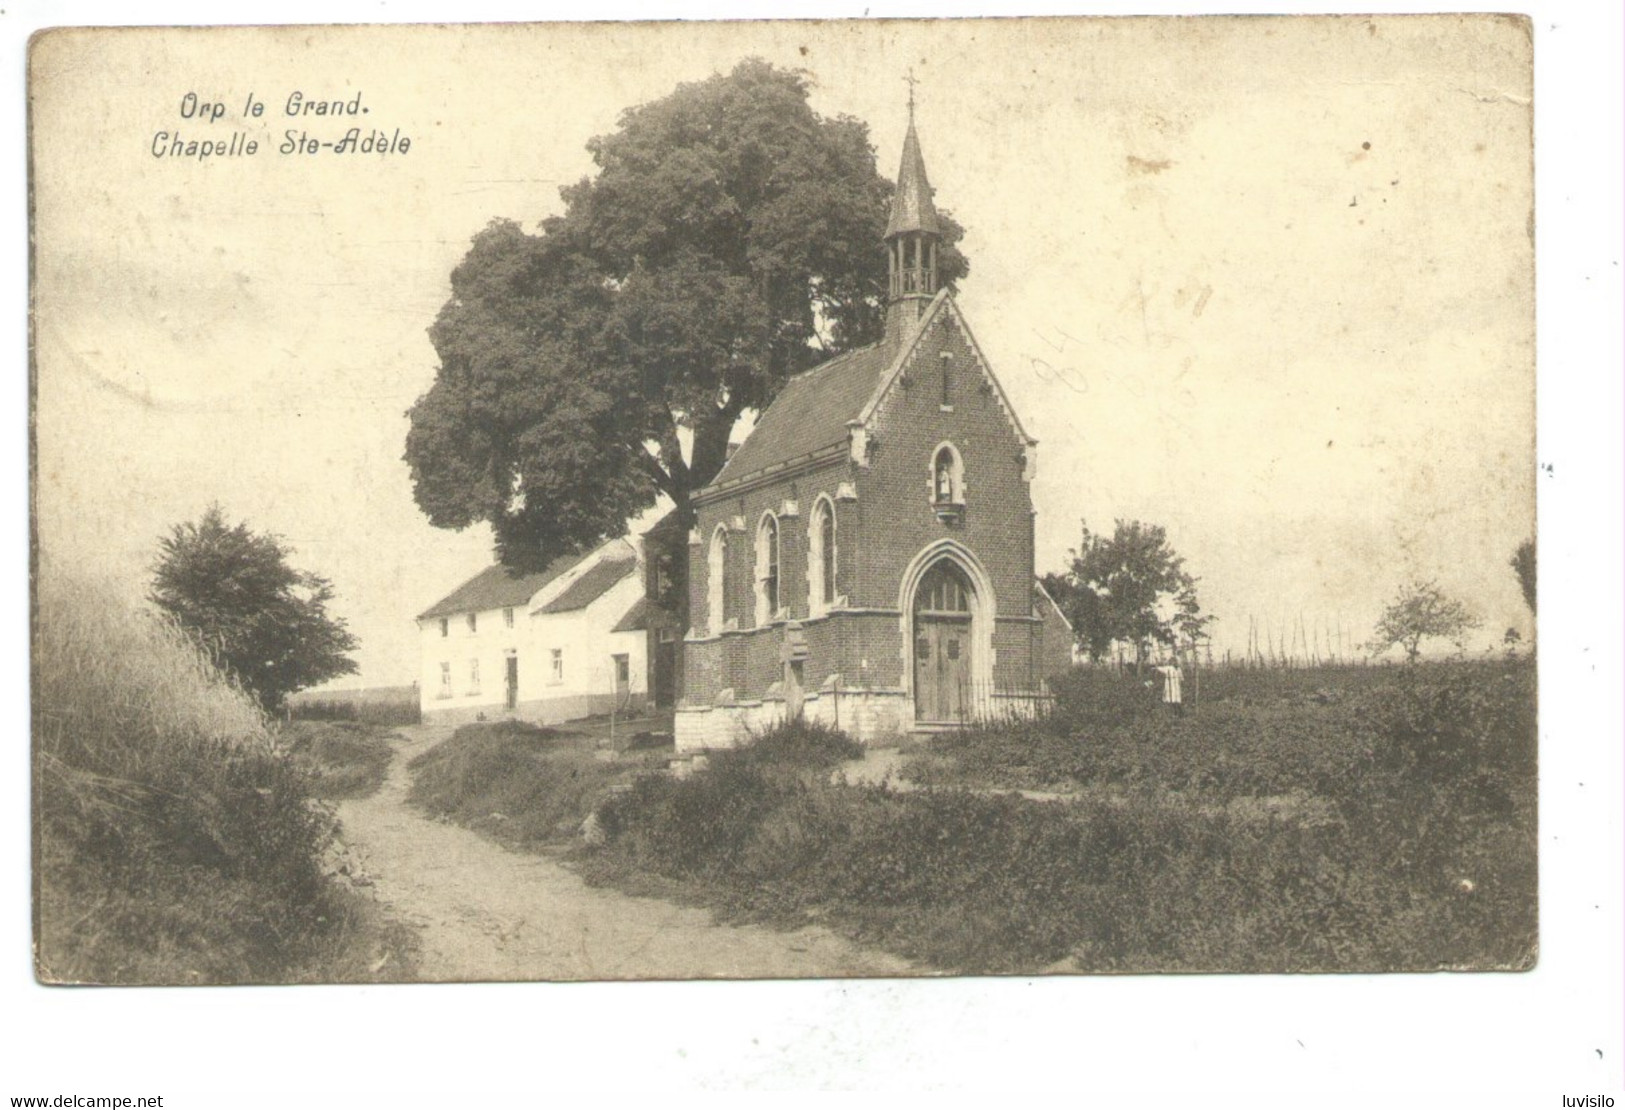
top-left (280, 720), bottom-right (398, 800)
top-left (35, 568), bottom-right (407, 984)
top-left (581, 661), bottom-right (1535, 973)
top-left (406, 720), bottom-right (664, 851)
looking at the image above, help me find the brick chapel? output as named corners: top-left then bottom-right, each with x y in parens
top-left (674, 110), bottom-right (1075, 750)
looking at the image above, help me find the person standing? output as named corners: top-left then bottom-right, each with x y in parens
top-left (1155, 658), bottom-right (1185, 717)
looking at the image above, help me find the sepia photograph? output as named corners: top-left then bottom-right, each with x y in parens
top-left (29, 14), bottom-right (1543, 991)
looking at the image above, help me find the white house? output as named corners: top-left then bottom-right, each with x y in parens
top-left (415, 537), bottom-right (651, 725)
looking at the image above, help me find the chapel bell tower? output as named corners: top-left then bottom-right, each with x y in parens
top-left (885, 84), bottom-right (943, 335)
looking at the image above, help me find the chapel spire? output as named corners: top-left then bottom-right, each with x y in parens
top-left (885, 76), bottom-right (943, 333)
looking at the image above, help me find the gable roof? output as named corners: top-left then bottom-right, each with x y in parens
top-left (1034, 578), bottom-right (1074, 633)
top-left (855, 291), bottom-right (1035, 448)
top-left (417, 552), bottom-right (583, 621)
top-left (704, 290), bottom-right (1035, 494)
top-left (536, 554), bottom-right (637, 614)
top-left (709, 341), bottom-right (894, 486)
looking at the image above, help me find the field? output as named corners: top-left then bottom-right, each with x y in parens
top-left (34, 569), bottom-right (416, 984)
top-left (288, 684), bottom-right (422, 726)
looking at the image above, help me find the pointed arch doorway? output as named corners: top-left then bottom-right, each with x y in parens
top-left (912, 560), bottom-right (974, 723)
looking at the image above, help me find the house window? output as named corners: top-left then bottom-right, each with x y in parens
top-left (504, 607), bottom-right (514, 629)
top-left (755, 513), bottom-right (780, 625)
top-left (707, 525), bottom-right (728, 634)
top-left (467, 658), bottom-right (481, 694)
top-left (439, 617), bottom-right (449, 638)
top-left (438, 662), bottom-right (452, 699)
top-left (466, 612), bottom-right (477, 633)
top-left (613, 654), bottom-right (630, 686)
top-left (550, 648), bottom-right (564, 684)
top-left (808, 496), bottom-right (836, 616)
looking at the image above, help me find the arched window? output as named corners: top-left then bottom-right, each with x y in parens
top-left (707, 525), bottom-right (728, 634)
top-left (916, 560), bottom-right (973, 615)
top-left (755, 513), bottom-right (780, 625)
top-left (808, 496), bottom-right (837, 616)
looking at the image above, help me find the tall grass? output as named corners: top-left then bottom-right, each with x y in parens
top-left (35, 565), bottom-right (409, 984)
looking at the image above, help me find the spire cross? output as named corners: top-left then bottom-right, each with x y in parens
top-left (904, 68), bottom-right (918, 119)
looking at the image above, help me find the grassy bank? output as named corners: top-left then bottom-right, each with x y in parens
top-left (34, 568), bottom-right (414, 984)
top-left (406, 720), bottom-right (670, 851)
top-left (280, 720), bottom-right (399, 801)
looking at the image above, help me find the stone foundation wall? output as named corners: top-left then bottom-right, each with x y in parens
top-left (673, 678), bottom-right (1051, 752)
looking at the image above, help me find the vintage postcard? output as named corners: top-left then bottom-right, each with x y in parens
top-left (31, 15), bottom-right (1535, 987)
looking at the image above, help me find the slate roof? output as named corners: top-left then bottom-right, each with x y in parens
top-left (536, 554), bottom-right (637, 614)
top-left (709, 341), bottom-right (893, 487)
top-left (417, 552), bottom-right (583, 621)
top-left (885, 118), bottom-right (941, 238)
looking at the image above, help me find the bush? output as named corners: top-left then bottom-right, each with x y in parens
top-left (279, 720), bottom-right (398, 800)
top-left (34, 566), bottom-right (406, 984)
top-left (406, 720), bottom-right (660, 850)
top-left (739, 718), bottom-right (866, 769)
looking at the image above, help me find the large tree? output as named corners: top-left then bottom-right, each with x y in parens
top-left (150, 506), bottom-right (359, 712)
top-left (404, 60), bottom-right (967, 593)
top-left (1042, 520), bottom-right (1212, 665)
top-left (1367, 580), bottom-right (1481, 663)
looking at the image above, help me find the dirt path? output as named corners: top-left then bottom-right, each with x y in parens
top-left (335, 724), bottom-right (912, 982)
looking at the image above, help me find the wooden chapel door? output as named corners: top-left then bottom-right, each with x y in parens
top-left (913, 561), bottom-right (973, 723)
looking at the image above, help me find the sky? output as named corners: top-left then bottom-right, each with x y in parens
top-left (32, 16), bottom-right (1535, 686)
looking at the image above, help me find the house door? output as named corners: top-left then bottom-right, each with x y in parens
top-left (913, 561), bottom-right (974, 723)
top-left (504, 655), bottom-right (519, 710)
top-left (612, 653), bottom-right (630, 705)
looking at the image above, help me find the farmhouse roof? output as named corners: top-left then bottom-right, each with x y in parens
top-left (417, 552), bottom-right (583, 621)
top-left (536, 553), bottom-right (637, 614)
top-left (610, 596), bottom-right (650, 633)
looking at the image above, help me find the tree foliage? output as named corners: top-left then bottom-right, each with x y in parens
top-left (1510, 538), bottom-right (1535, 615)
top-left (149, 506), bottom-right (359, 712)
top-left (1042, 520), bottom-right (1212, 664)
top-left (404, 59), bottom-right (967, 580)
top-left (1367, 580), bottom-right (1481, 663)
